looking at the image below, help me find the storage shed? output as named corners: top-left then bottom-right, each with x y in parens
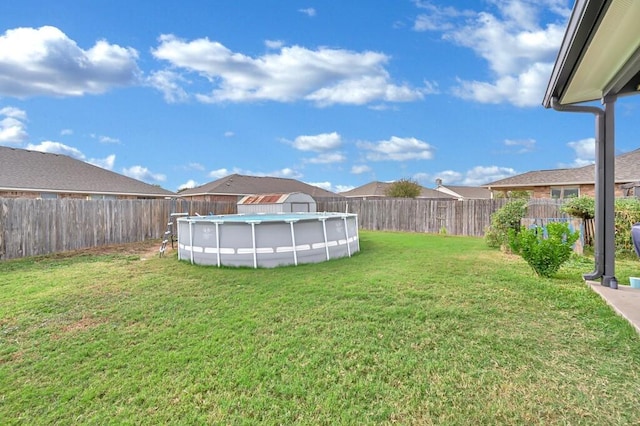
top-left (237, 192), bottom-right (317, 214)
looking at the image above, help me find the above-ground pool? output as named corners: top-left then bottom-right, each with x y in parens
top-left (177, 212), bottom-right (359, 268)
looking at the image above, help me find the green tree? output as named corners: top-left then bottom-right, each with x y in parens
top-left (385, 178), bottom-right (422, 198)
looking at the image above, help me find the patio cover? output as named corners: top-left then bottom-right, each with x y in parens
top-left (543, 0), bottom-right (640, 288)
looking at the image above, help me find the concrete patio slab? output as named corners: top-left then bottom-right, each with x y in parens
top-left (587, 281), bottom-right (640, 335)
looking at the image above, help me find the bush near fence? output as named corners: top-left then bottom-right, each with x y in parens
top-left (0, 197), bottom-right (570, 260)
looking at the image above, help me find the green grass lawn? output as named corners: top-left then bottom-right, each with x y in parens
top-left (1, 231), bottom-right (640, 424)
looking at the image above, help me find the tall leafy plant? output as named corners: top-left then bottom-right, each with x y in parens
top-left (614, 198), bottom-right (640, 254)
top-left (509, 222), bottom-right (579, 278)
top-left (560, 196), bottom-right (594, 219)
top-left (485, 199), bottom-right (527, 251)
top-left (561, 196), bottom-right (640, 254)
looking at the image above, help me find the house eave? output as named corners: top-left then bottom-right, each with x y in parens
top-left (544, 0), bottom-right (640, 108)
top-left (179, 192), bottom-right (244, 197)
top-left (0, 186), bottom-right (172, 198)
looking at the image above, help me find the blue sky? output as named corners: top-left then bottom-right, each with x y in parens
top-left (1, 0), bottom-right (639, 194)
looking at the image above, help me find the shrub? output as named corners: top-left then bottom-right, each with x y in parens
top-left (562, 196), bottom-right (640, 254)
top-left (614, 198), bottom-right (640, 254)
top-left (561, 196), bottom-right (595, 219)
top-left (509, 222), bottom-right (580, 278)
top-left (485, 200), bottom-right (527, 251)
top-left (385, 178), bottom-right (422, 198)
top-left (493, 190), bottom-right (532, 199)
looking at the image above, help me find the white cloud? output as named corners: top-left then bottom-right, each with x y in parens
top-left (60, 129), bottom-right (73, 136)
top-left (420, 165), bottom-right (517, 186)
top-left (266, 168), bottom-right (302, 179)
top-left (358, 136), bottom-right (434, 161)
top-left (207, 166), bottom-right (303, 180)
top-left (306, 152), bottom-right (346, 164)
top-left (299, 8), bottom-right (317, 17)
top-left (184, 162), bottom-right (205, 171)
top-left (306, 76), bottom-right (423, 107)
top-left (504, 137), bottom-right (536, 153)
top-left (147, 70), bottom-right (190, 103)
top-left (563, 137), bottom-right (595, 167)
top-left (413, 1), bottom-right (474, 31)
top-left (351, 165), bottom-right (371, 174)
top-left (89, 154), bottom-right (116, 170)
top-left (0, 106), bottom-right (27, 120)
top-left (414, 1), bottom-right (570, 107)
top-left (91, 133), bottom-right (120, 144)
top-left (306, 181), bottom-right (331, 192)
top-left (0, 107), bottom-right (28, 145)
top-left (292, 132), bottom-right (342, 152)
top-left (208, 168), bottom-right (232, 179)
top-left (0, 26), bottom-right (140, 97)
top-left (25, 140), bottom-right (116, 170)
top-left (99, 136), bottom-right (120, 144)
top-left (265, 40), bottom-right (284, 49)
top-left (122, 165), bottom-right (166, 183)
top-left (27, 141), bottom-right (85, 159)
top-left (462, 165), bottom-right (517, 186)
top-left (224, 131), bottom-right (235, 137)
top-left (411, 172), bottom-right (430, 185)
top-left (178, 179), bottom-right (198, 191)
top-left (335, 184), bottom-right (355, 193)
top-left (451, 62), bottom-right (553, 107)
top-left (151, 36), bottom-right (424, 106)
top-left (431, 170), bottom-right (463, 185)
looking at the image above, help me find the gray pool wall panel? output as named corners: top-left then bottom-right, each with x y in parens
top-left (177, 213), bottom-right (359, 268)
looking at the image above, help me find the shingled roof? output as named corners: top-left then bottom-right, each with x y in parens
top-left (435, 184), bottom-right (492, 200)
top-left (340, 181), bottom-right (456, 199)
top-left (485, 148), bottom-right (640, 189)
top-left (0, 146), bottom-right (174, 198)
top-left (179, 174), bottom-right (342, 199)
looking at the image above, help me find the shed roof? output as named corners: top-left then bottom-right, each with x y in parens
top-left (0, 146), bottom-right (174, 197)
top-left (237, 192), bottom-right (316, 205)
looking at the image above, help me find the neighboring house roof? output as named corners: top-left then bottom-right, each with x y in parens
top-left (340, 181), bottom-right (456, 199)
top-left (484, 148), bottom-right (640, 189)
top-left (179, 174), bottom-right (342, 199)
top-left (0, 146), bottom-right (174, 197)
top-left (340, 181), bottom-right (390, 198)
top-left (435, 184), bottom-right (492, 200)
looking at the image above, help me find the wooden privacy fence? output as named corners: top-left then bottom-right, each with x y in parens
top-left (0, 197), bottom-right (568, 260)
top-left (318, 198), bottom-right (509, 235)
top-left (0, 198), bottom-right (236, 260)
top-left (317, 198), bottom-right (568, 236)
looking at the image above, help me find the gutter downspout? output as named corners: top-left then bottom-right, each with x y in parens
top-left (550, 97), bottom-right (617, 288)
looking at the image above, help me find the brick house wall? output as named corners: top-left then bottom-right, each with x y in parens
top-left (494, 183), bottom-right (626, 199)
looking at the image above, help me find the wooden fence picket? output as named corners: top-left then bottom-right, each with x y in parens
top-left (0, 197), bottom-right (570, 260)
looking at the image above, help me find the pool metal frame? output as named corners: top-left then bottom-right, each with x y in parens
top-left (177, 212), bottom-right (359, 268)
